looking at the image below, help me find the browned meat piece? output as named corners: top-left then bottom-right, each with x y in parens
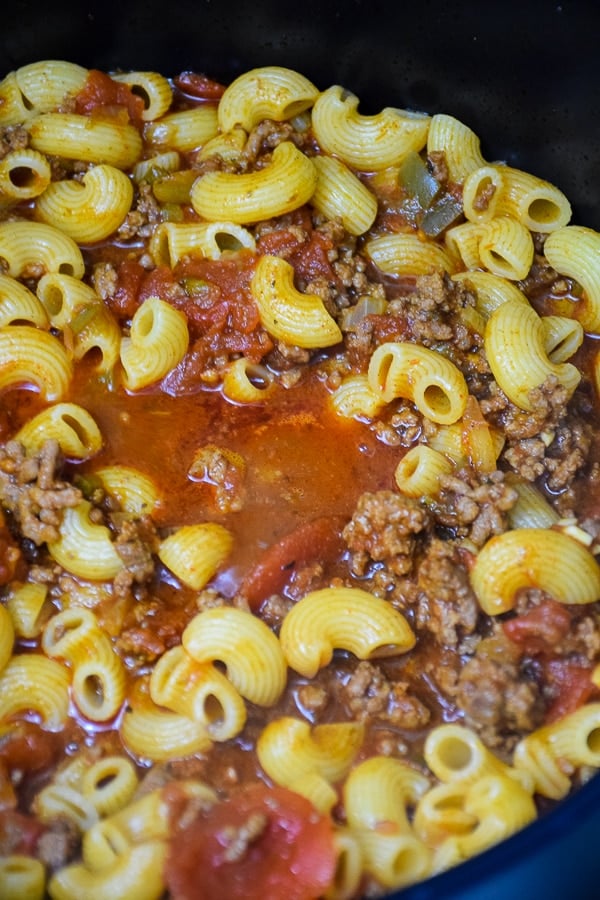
top-left (0, 124), bottom-right (29, 159)
top-left (242, 119), bottom-right (306, 166)
top-left (456, 655), bottom-right (544, 747)
top-left (343, 490), bottom-right (431, 576)
top-left (416, 539), bottom-right (480, 647)
top-left (432, 469), bottom-right (517, 547)
top-left (339, 660), bottom-right (430, 728)
top-left (427, 150), bottom-right (449, 187)
top-left (36, 818), bottom-right (80, 870)
top-left (0, 440), bottom-right (81, 545)
top-left (188, 444), bottom-right (247, 513)
top-left (91, 261), bottom-right (119, 300)
top-left (117, 182), bottom-right (162, 241)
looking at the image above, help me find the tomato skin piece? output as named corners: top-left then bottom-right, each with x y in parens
top-left (174, 72), bottom-right (226, 101)
top-left (75, 69), bottom-right (145, 126)
top-left (543, 659), bottom-right (597, 724)
top-left (165, 783), bottom-right (336, 900)
top-left (502, 599), bottom-right (572, 655)
top-left (240, 515), bottom-right (347, 610)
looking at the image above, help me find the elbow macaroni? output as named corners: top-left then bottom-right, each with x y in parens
top-left (1, 59), bottom-right (600, 900)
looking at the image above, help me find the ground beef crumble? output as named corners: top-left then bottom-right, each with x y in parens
top-left (343, 490), bottom-right (431, 577)
top-left (0, 440), bottom-right (82, 546)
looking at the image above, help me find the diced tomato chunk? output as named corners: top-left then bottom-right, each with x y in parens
top-left (502, 600), bottom-right (573, 655)
top-left (544, 659), bottom-right (597, 723)
top-left (174, 72), bottom-right (226, 101)
top-left (75, 69), bottom-right (145, 126)
top-left (165, 783), bottom-right (336, 900)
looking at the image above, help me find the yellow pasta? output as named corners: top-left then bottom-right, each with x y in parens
top-left (14, 60), bottom-right (88, 114)
top-left (367, 341), bottom-right (469, 425)
top-left (544, 225), bottom-right (600, 333)
top-left (110, 70), bottom-right (173, 121)
top-left (330, 374), bottom-right (387, 420)
top-left (34, 783), bottom-right (98, 832)
top-left (5, 583), bottom-right (49, 639)
top-left (71, 636), bottom-right (126, 722)
top-left (541, 315), bottom-right (584, 363)
top-left (0, 61), bottom-right (87, 126)
top-left (182, 606), bottom-right (287, 706)
top-left (0, 604), bottom-right (15, 673)
top-left (36, 164), bottom-right (134, 243)
top-left (257, 716), bottom-right (364, 792)
top-left (149, 646), bottom-right (247, 741)
top-left (423, 724), bottom-right (532, 791)
top-left (0, 325), bottom-right (73, 401)
top-left (47, 499), bottom-right (125, 580)
top-left (218, 66), bottom-right (318, 132)
top-left (484, 299), bottom-right (580, 411)
top-left (250, 254), bottom-right (342, 348)
top-left (36, 272), bottom-right (101, 330)
top-left (279, 586), bottom-right (415, 678)
top-left (80, 756), bottom-right (139, 818)
top-left (312, 85), bottom-right (430, 171)
top-left (190, 140), bottom-right (317, 224)
top-left (149, 220), bottom-right (256, 267)
top-left (197, 127), bottom-right (247, 164)
top-left (444, 221), bottom-right (483, 270)
top-left (394, 444), bottom-right (454, 497)
top-left (83, 781), bottom-right (215, 854)
top-left (366, 232), bottom-right (457, 276)
top-left (477, 215), bottom-right (535, 281)
top-left (433, 775), bottom-right (536, 871)
top-left (470, 527), bottom-right (600, 614)
top-left (492, 164), bottom-right (572, 232)
top-left (0, 654), bottom-right (70, 729)
top-left (157, 522), bottom-right (233, 590)
top-left (0, 220), bottom-right (84, 279)
top-left (221, 358), bottom-right (276, 403)
top-left (94, 465), bottom-right (160, 517)
top-left (413, 781), bottom-right (478, 846)
top-left (514, 704), bottom-right (600, 800)
top-left (343, 756), bottom-right (432, 889)
top-left (505, 476), bottom-right (561, 529)
top-left (144, 106), bottom-right (218, 152)
top-left (0, 148), bottom-right (51, 203)
top-left (451, 270), bottom-right (530, 320)
top-left (0, 855), bottom-right (46, 900)
top-left (325, 829), bottom-right (364, 900)
top-left (47, 841), bottom-right (168, 900)
top-left (426, 113), bottom-right (486, 182)
top-left (0, 273), bottom-right (48, 328)
top-left (119, 699), bottom-right (212, 763)
top-left (28, 113), bottom-right (143, 168)
top-left (461, 165), bottom-right (505, 223)
top-left (15, 403), bottom-right (103, 459)
top-left (42, 607), bottom-right (99, 662)
top-left (311, 155), bottom-right (378, 236)
top-left (120, 296), bottom-right (189, 391)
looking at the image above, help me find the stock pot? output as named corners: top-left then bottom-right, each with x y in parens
top-left (2, 0), bottom-right (600, 896)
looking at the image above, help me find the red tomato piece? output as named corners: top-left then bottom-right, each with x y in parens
top-left (75, 70), bottom-right (145, 126)
top-left (174, 72), bottom-right (226, 101)
top-left (240, 515), bottom-right (347, 610)
top-left (0, 721), bottom-right (63, 774)
top-left (544, 659), bottom-right (596, 723)
top-left (165, 783), bottom-right (336, 900)
top-left (502, 599), bottom-right (572, 655)
top-left (0, 810), bottom-right (45, 855)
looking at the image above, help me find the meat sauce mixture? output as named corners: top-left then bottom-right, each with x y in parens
top-left (0, 66), bottom-right (600, 898)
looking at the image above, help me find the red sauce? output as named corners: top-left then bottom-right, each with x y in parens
top-left (75, 69), bottom-right (145, 127)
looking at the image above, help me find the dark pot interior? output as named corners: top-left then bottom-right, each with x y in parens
top-left (2, 1), bottom-right (600, 896)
